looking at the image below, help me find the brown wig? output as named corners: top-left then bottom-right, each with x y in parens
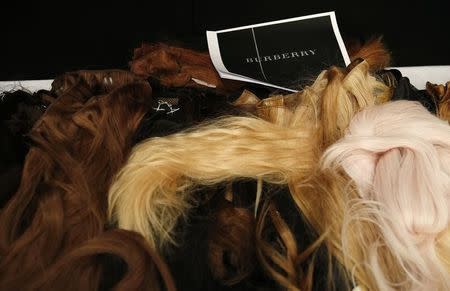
top-left (0, 70), bottom-right (172, 290)
top-left (129, 43), bottom-right (243, 94)
top-left (346, 37), bottom-right (391, 72)
top-left (426, 81), bottom-right (450, 122)
top-left (207, 185), bottom-right (257, 286)
top-left (29, 229), bottom-right (175, 291)
top-left (51, 69), bottom-right (144, 96)
top-left (208, 206), bottom-right (256, 285)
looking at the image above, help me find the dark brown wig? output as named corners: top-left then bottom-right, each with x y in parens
top-left (161, 182), bottom-right (265, 291)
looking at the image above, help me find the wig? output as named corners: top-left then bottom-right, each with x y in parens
top-left (51, 69), bottom-right (144, 96)
top-left (285, 81), bottom-right (431, 289)
top-left (0, 70), bottom-right (171, 290)
top-left (207, 188), bottom-right (257, 286)
top-left (129, 43), bottom-right (243, 94)
top-left (232, 90), bottom-right (300, 128)
top-left (129, 38), bottom-right (390, 96)
top-left (227, 60), bottom-right (393, 290)
top-left (288, 60), bottom-right (389, 147)
top-left (108, 115), bottom-right (317, 250)
top-left (107, 60), bottom-right (390, 290)
top-left (426, 81), bottom-right (450, 122)
top-left (322, 101), bottom-right (450, 290)
top-left (28, 229), bottom-right (175, 291)
top-left (346, 36), bottom-right (391, 72)
top-left (165, 183), bottom-right (263, 290)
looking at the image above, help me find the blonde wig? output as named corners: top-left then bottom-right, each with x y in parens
top-left (108, 116), bottom-right (317, 250)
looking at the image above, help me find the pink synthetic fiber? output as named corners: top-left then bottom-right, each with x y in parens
top-left (322, 101), bottom-right (450, 290)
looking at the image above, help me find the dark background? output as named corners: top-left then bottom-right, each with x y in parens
top-left (1, 0), bottom-right (448, 81)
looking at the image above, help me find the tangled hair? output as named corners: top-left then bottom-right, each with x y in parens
top-left (426, 81), bottom-right (450, 122)
top-left (129, 43), bottom-right (243, 94)
top-left (288, 60), bottom-right (389, 148)
top-left (108, 60), bottom-right (390, 290)
top-left (0, 71), bottom-right (172, 289)
top-left (108, 115), bottom-right (317, 250)
top-left (322, 101), bottom-right (450, 290)
top-left (254, 60), bottom-right (393, 290)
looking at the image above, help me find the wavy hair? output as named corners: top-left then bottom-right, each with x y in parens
top-left (107, 60), bottom-right (391, 290)
top-left (0, 71), bottom-right (174, 290)
top-left (108, 115), bottom-right (317, 250)
top-left (129, 43), bottom-right (243, 94)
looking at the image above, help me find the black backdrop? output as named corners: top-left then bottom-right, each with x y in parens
top-left (1, 0), bottom-right (449, 81)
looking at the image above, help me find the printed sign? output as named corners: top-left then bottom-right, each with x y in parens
top-left (207, 12), bottom-right (350, 92)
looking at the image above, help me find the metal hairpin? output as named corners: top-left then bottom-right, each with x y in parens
top-left (153, 100), bottom-right (180, 114)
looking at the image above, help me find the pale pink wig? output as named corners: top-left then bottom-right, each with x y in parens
top-left (322, 101), bottom-right (450, 290)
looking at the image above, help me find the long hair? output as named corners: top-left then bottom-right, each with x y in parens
top-left (29, 229), bottom-right (175, 291)
top-left (0, 71), bottom-right (173, 290)
top-left (237, 60), bottom-right (393, 290)
top-left (107, 60), bottom-right (390, 290)
top-left (322, 101), bottom-right (450, 290)
top-left (108, 115), bottom-right (317, 250)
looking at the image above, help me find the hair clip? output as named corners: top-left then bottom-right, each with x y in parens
top-left (153, 100), bottom-right (180, 115)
